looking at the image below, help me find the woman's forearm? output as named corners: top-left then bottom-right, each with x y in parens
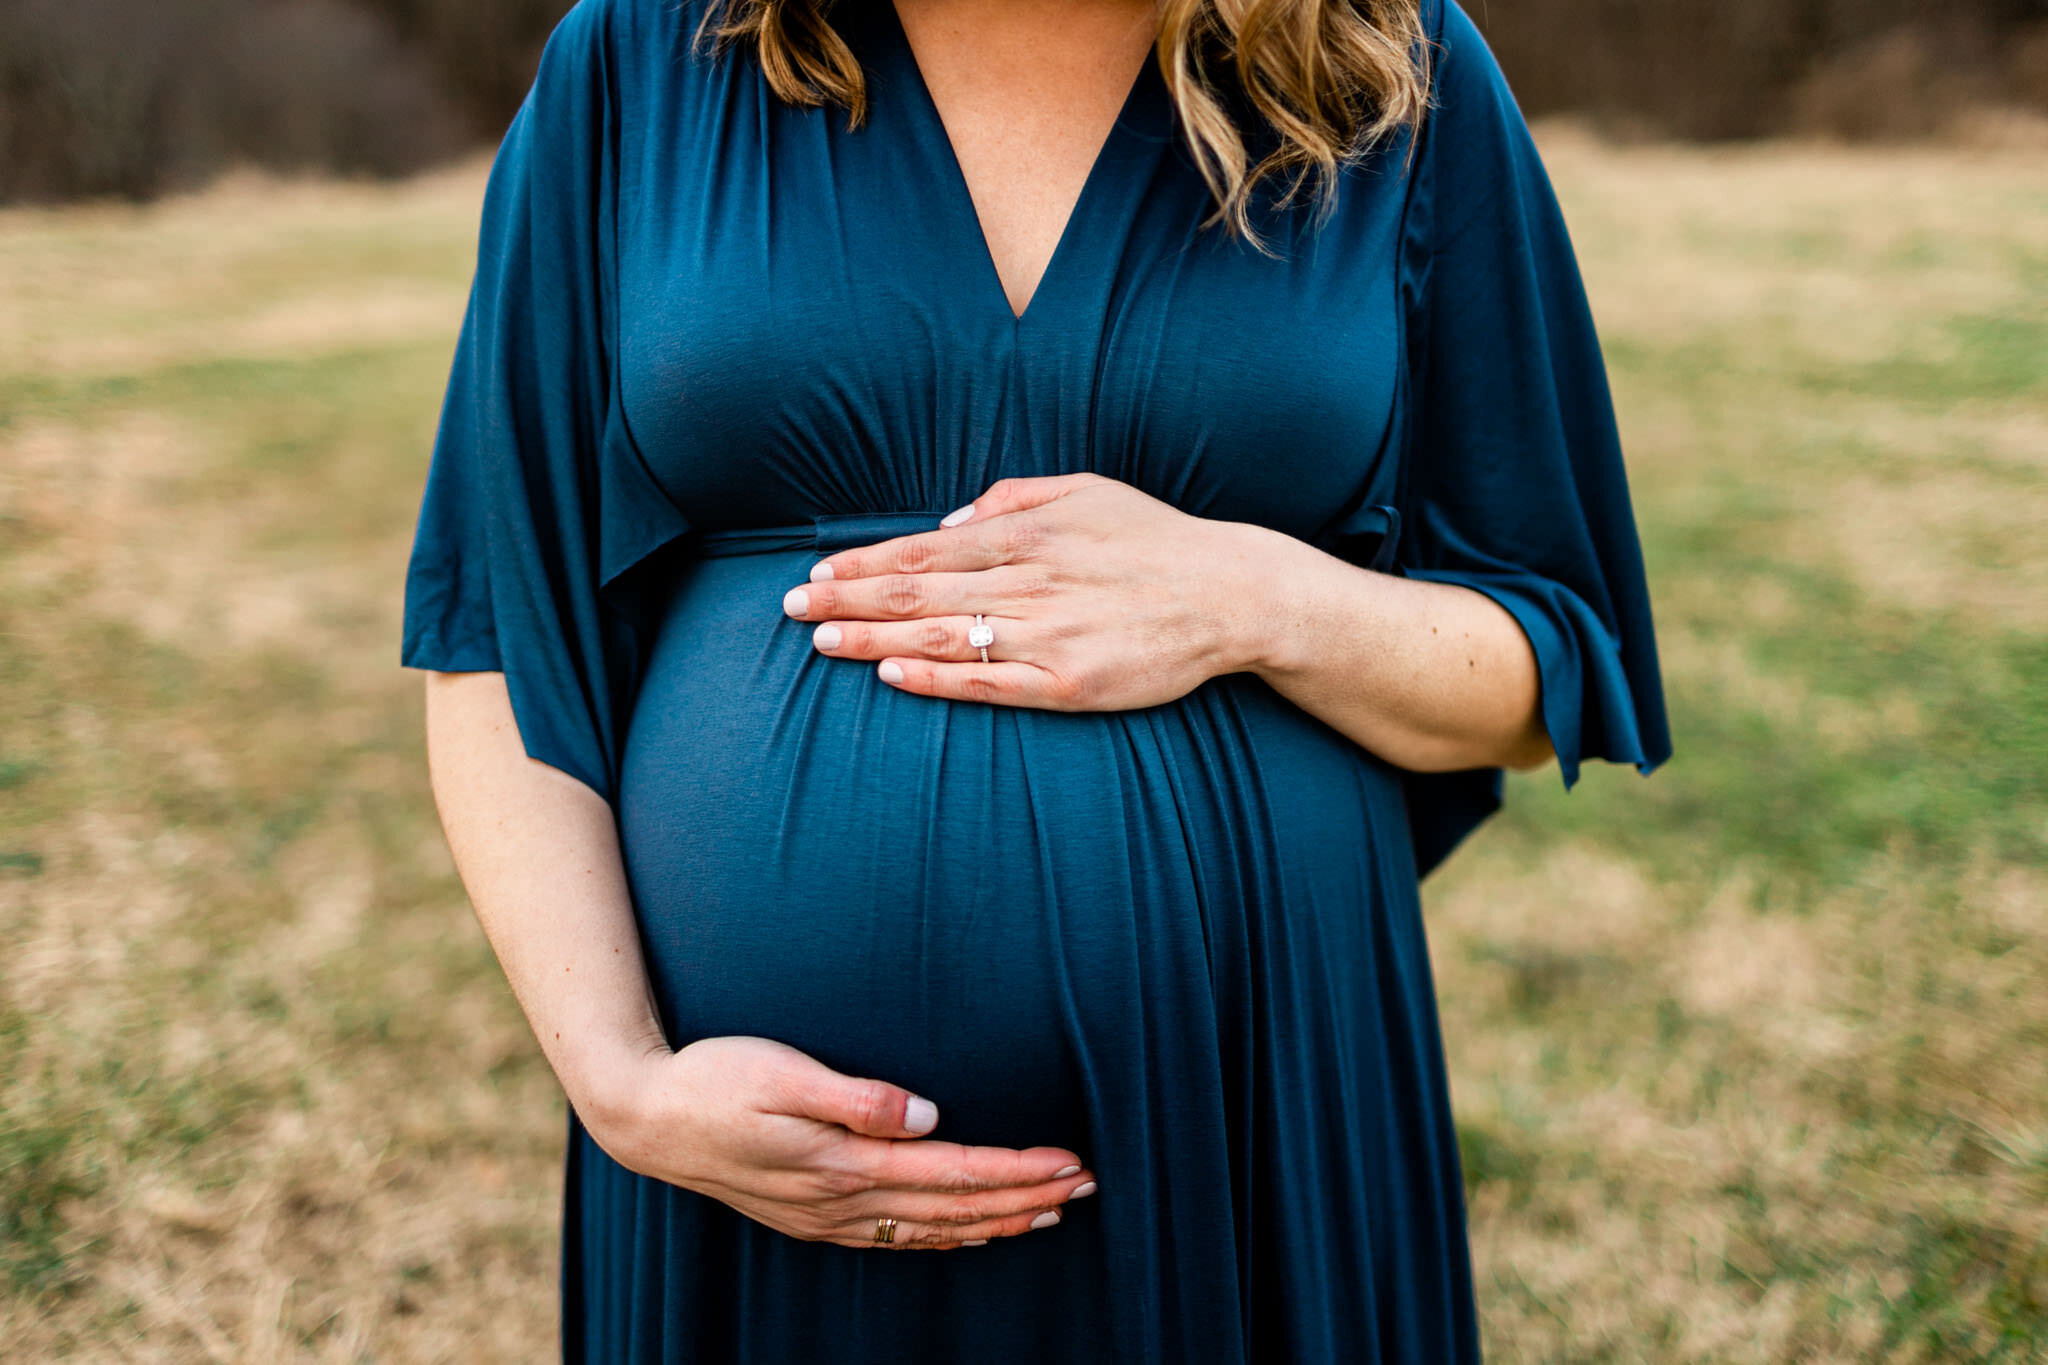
top-left (422, 669), bottom-right (670, 1135)
top-left (1224, 523), bottom-right (1555, 774)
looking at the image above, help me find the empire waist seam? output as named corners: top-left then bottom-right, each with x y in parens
top-left (688, 509), bottom-right (956, 559)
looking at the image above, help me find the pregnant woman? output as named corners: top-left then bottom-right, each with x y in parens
top-left (402, 0), bottom-right (1671, 1358)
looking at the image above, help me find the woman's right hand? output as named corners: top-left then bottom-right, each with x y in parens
top-left (584, 1035), bottom-right (1099, 1250)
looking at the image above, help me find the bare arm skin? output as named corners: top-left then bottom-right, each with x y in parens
top-left (423, 670), bottom-right (671, 1114)
top-left (1231, 520), bottom-right (1558, 775)
top-left (421, 669), bottom-right (1097, 1249)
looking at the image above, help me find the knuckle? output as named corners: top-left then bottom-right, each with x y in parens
top-left (1004, 518), bottom-right (1048, 557)
top-left (1033, 668), bottom-right (1086, 707)
top-left (880, 576), bottom-right (924, 615)
top-left (812, 1164), bottom-right (870, 1200)
top-left (1012, 571), bottom-right (1057, 600)
top-left (915, 620), bottom-right (954, 654)
top-left (897, 538), bottom-right (939, 573)
top-left (940, 1166), bottom-right (987, 1195)
top-left (851, 1081), bottom-right (895, 1131)
top-left (959, 671), bottom-right (1005, 704)
top-left (939, 1196), bottom-right (987, 1224)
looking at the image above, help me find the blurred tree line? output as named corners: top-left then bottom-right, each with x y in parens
top-left (3, 0), bottom-right (2046, 204)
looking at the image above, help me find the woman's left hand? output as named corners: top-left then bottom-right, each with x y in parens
top-left (780, 473), bottom-right (1283, 711)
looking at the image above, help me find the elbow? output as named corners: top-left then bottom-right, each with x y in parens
top-left (1384, 720), bottom-right (1554, 777)
top-left (1501, 717), bottom-right (1557, 774)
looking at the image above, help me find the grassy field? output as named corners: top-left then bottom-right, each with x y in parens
top-left (2, 128), bottom-right (2043, 1361)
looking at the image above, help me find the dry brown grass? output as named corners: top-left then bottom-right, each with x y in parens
top-left (1, 156), bottom-right (566, 1360)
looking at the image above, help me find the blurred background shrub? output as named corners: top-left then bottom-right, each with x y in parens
top-left (3, 0), bottom-right (2047, 205)
top-left (1478, 0), bottom-right (2048, 140)
top-left (0, 0), bottom-right (465, 202)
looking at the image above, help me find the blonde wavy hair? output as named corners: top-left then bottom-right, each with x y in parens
top-left (690, 0), bottom-right (1432, 256)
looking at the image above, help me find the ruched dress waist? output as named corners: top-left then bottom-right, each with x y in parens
top-left (684, 504), bottom-right (1405, 572)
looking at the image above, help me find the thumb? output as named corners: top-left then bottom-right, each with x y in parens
top-left (776, 1063), bottom-right (940, 1138)
top-left (939, 473), bottom-right (1102, 527)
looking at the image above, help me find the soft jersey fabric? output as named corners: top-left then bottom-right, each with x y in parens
top-left (400, 0), bottom-right (1672, 1358)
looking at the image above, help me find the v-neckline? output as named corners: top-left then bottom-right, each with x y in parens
top-left (874, 0), bottom-right (1162, 329)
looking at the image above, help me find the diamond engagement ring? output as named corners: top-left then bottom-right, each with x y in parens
top-left (968, 614), bottom-right (994, 662)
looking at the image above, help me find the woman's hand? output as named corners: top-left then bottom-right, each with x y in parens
top-left (585, 1035), bottom-right (1098, 1250)
top-left (781, 473), bottom-right (1549, 769)
top-left (781, 473), bottom-right (1281, 711)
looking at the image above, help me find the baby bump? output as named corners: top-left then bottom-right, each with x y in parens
top-left (615, 515), bottom-right (1412, 1149)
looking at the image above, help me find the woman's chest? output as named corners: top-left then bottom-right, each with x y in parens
top-left (612, 27), bottom-right (1413, 542)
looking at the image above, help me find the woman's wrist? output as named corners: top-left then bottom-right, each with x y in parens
top-left (1215, 521), bottom-right (1375, 684)
top-left (556, 1020), bottom-right (674, 1144)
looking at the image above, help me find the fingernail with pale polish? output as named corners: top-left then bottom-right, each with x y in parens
top-left (1070, 1181), bottom-right (1097, 1198)
top-left (810, 561), bottom-right (835, 581)
top-left (963, 1238), bottom-right (989, 1246)
top-left (782, 587), bottom-right (809, 616)
top-left (1029, 1210), bottom-right (1060, 1230)
top-left (878, 660), bottom-right (904, 683)
top-left (1052, 1165), bottom-right (1081, 1178)
top-left (904, 1096), bottom-right (938, 1134)
top-left (813, 624), bottom-right (842, 651)
top-left (939, 503), bottom-right (975, 527)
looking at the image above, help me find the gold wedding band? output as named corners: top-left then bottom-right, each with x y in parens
top-left (873, 1216), bottom-right (898, 1244)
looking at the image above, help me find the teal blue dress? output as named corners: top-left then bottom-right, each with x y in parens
top-left (400, 0), bottom-right (1671, 1358)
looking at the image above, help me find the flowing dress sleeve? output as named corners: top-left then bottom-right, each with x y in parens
top-left (1390, 0), bottom-right (1673, 877)
top-left (398, 0), bottom-right (693, 810)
